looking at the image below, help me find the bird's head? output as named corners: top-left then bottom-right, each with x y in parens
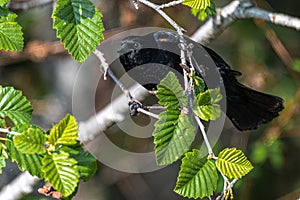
top-left (118, 36), bottom-right (144, 54)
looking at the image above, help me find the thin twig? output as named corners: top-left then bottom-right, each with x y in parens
top-left (194, 116), bottom-right (214, 156)
top-left (156, 0), bottom-right (183, 10)
top-left (92, 50), bottom-right (133, 102)
top-left (93, 49), bottom-right (109, 80)
top-left (137, 0), bottom-right (185, 32)
top-left (137, 108), bottom-right (159, 119)
top-left (0, 128), bottom-right (20, 136)
top-left (145, 105), bottom-right (166, 110)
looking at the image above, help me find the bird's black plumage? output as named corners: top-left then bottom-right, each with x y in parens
top-left (117, 31), bottom-right (284, 131)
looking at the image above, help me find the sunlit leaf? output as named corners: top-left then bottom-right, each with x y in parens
top-left (14, 127), bottom-right (46, 154)
top-left (52, 0), bottom-right (104, 62)
top-left (156, 72), bottom-right (187, 109)
top-left (190, 0), bottom-right (216, 21)
top-left (0, 7), bottom-right (24, 51)
top-left (49, 114), bottom-right (78, 147)
top-left (216, 148), bottom-right (253, 179)
top-left (193, 88), bottom-right (222, 121)
top-left (42, 152), bottom-right (79, 197)
top-left (0, 86), bottom-right (32, 126)
top-left (183, 0), bottom-right (210, 10)
top-left (0, 143), bottom-right (8, 174)
top-left (0, 0), bottom-right (9, 7)
top-left (174, 149), bottom-right (218, 198)
top-left (153, 111), bottom-right (195, 165)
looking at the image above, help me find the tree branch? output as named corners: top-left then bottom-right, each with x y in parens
top-left (7, 0), bottom-right (54, 10)
top-left (191, 0), bottom-right (300, 44)
top-left (0, 172), bottom-right (39, 200)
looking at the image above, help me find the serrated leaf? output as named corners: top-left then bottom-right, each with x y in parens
top-left (0, 143), bottom-right (8, 174)
top-left (69, 146), bottom-right (97, 181)
top-left (0, 7), bottom-right (24, 51)
top-left (183, 0), bottom-right (210, 10)
top-left (14, 127), bottom-right (46, 154)
top-left (0, 0), bottom-right (9, 7)
top-left (49, 114), bottom-right (78, 147)
top-left (6, 138), bottom-right (44, 178)
top-left (190, 0), bottom-right (216, 21)
top-left (216, 148), bottom-right (253, 179)
top-left (156, 72), bottom-right (187, 109)
top-left (153, 111), bottom-right (195, 165)
top-left (174, 149), bottom-right (218, 198)
top-left (42, 152), bottom-right (79, 197)
top-left (52, 0), bottom-right (104, 62)
top-left (0, 86), bottom-right (32, 126)
top-left (193, 88), bottom-right (222, 121)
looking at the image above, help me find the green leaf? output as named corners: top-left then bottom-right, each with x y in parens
top-left (52, 0), bottom-right (104, 62)
top-left (193, 88), bottom-right (222, 121)
top-left (6, 138), bottom-right (44, 178)
top-left (0, 143), bottom-right (8, 174)
top-left (42, 152), bottom-right (79, 197)
top-left (14, 127), bottom-right (46, 154)
top-left (190, 0), bottom-right (216, 21)
top-left (0, 86), bottom-right (32, 126)
top-left (216, 148), bottom-right (253, 179)
top-left (153, 110), bottom-right (195, 165)
top-left (183, 0), bottom-right (210, 10)
top-left (69, 146), bottom-right (97, 181)
top-left (292, 59), bottom-right (300, 73)
top-left (191, 73), bottom-right (205, 96)
top-left (174, 149), bottom-right (218, 198)
top-left (0, 7), bottom-right (24, 51)
top-left (0, 0), bottom-right (9, 7)
top-left (49, 114), bottom-right (79, 147)
top-left (156, 72), bottom-right (187, 109)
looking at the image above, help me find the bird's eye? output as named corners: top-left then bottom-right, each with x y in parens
top-left (133, 43), bottom-right (139, 48)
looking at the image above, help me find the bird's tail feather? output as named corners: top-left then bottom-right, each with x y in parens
top-left (226, 83), bottom-right (284, 130)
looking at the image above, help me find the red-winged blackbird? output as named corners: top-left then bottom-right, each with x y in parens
top-left (117, 31), bottom-right (284, 131)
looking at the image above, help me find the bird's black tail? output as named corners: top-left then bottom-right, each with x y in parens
top-left (225, 82), bottom-right (284, 131)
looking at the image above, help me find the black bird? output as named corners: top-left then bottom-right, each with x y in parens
top-left (117, 31), bottom-right (284, 131)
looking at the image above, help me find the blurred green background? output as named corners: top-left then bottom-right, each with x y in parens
top-left (0, 0), bottom-right (300, 199)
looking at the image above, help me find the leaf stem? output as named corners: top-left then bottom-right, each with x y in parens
top-left (216, 178), bottom-right (239, 200)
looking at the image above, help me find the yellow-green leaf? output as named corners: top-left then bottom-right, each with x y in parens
top-left (14, 127), bottom-right (46, 154)
top-left (183, 0), bottom-right (211, 10)
top-left (42, 152), bottom-right (79, 197)
top-left (216, 148), bottom-right (254, 179)
top-left (193, 88), bottom-right (222, 121)
top-left (49, 114), bottom-right (79, 147)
